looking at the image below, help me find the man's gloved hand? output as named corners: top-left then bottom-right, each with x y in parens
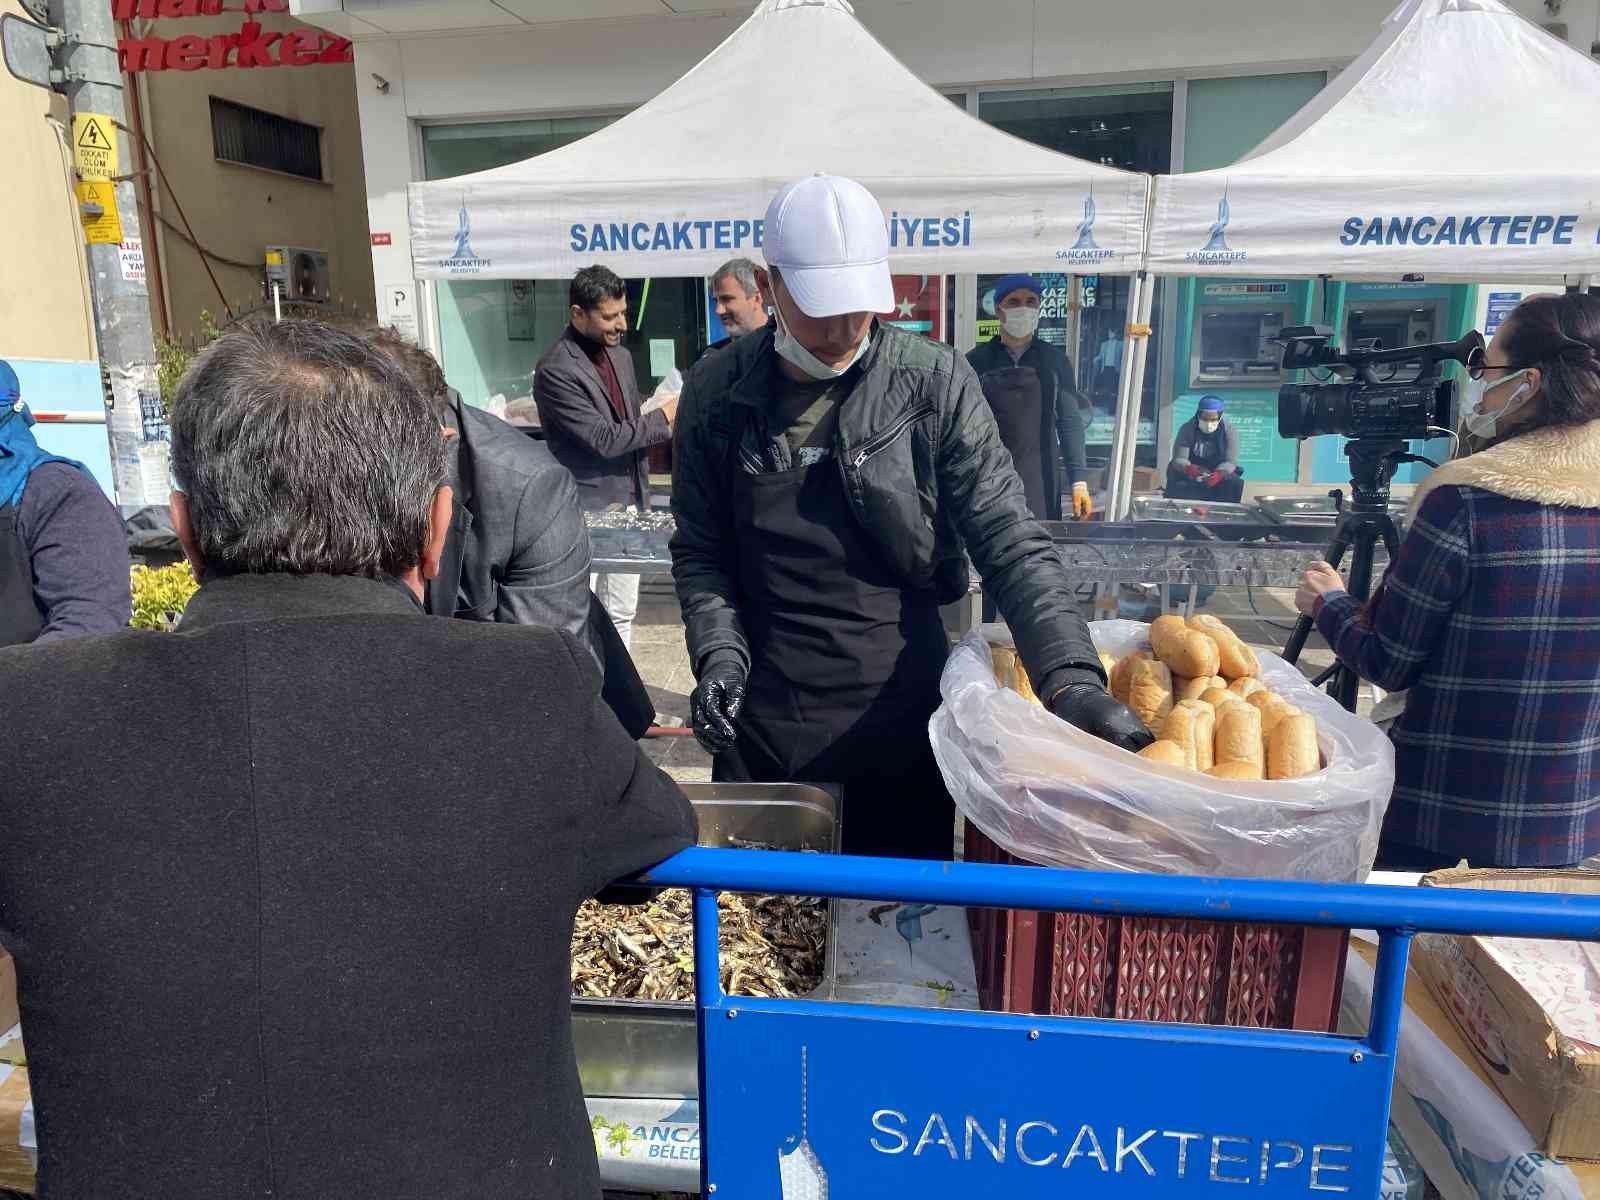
top-left (1071, 481), bottom-right (1093, 520)
top-left (690, 654), bottom-right (747, 754)
top-left (1183, 462), bottom-right (1204, 480)
top-left (1048, 683), bottom-right (1154, 753)
top-left (1205, 470), bottom-right (1225, 488)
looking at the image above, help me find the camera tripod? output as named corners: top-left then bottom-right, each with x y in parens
top-left (1281, 438), bottom-right (1431, 713)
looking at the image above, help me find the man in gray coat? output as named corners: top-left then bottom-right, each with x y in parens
top-left (534, 266), bottom-right (677, 649)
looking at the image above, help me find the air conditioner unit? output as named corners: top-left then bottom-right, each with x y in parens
top-left (264, 246), bottom-right (331, 304)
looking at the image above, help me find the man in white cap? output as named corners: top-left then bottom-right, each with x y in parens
top-left (669, 175), bottom-right (1150, 859)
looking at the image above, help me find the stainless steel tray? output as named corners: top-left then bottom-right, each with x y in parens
top-left (1255, 494), bottom-right (1410, 528)
top-left (1130, 496), bottom-right (1261, 525)
top-left (572, 782), bottom-right (840, 1099)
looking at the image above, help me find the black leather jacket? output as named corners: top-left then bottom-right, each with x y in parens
top-left (669, 324), bottom-right (1104, 702)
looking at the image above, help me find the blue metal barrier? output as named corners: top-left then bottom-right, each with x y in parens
top-left (640, 847), bottom-right (1600, 1199)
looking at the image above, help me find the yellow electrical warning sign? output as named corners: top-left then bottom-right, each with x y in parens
top-left (77, 180), bottom-right (124, 245)
top-left (73, 113), bottom-right (118, 181)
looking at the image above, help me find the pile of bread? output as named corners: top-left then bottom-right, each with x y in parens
top-left (990, 614), bottom-right (1322, 783)
top-left (1106, 615), bottom-right (1320, 781)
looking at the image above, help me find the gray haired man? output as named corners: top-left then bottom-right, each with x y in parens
top-left (0, 319), bottom-right (695, 1198)
top-left (702, 257), bottom-right (770, 360)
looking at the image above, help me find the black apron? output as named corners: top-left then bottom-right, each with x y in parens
top-left (978, 367), bottom-right (1057, 522)
top-left (1189, 420), bottom-right (1228, 470)
top-left (712, 455), bottom-right (955, 860)
top-left (0, 502), bottom-right (44, 647)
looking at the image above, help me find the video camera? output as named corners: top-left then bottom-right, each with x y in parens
top-left (1274, 325), bottom-right (1485, 441)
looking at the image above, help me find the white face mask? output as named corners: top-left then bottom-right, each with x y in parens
top-left (1198, 416), bottom-right (1221, 434)
top-left (1462, 369), bottom-right (1534, 441)
top-left (1001, 306), bottom-right (1041, 339)
top-left (773, 305), bottom-right (870, 381)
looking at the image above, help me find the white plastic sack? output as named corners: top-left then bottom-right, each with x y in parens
top-left (929, 620), bottom-right (1393, 882)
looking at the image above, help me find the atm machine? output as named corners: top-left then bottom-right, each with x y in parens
top-left (1310, 282), bottom-right (1477, 484)
top-left (1170, 280), bottom-right (1315, 486)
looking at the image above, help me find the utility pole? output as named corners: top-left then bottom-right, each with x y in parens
top-left (50, 0), bottom-right (168, 513)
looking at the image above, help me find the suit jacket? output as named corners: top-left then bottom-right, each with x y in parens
top-left (428, 389), bottom-right (590, 643)
top-left (0, 572), bottom-right (696, 1199)
top-left (534, 325), bottom-right (669, 511)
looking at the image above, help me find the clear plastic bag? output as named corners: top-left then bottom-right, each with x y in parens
top-left (929, 620), bottom-right (1394, 882)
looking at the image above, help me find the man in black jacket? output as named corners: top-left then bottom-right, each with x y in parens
top-left (966, 274), bottom-right (1091, 523)
top-left (0, 319), bottom-right (696, 1199)
top-left (671, 176), bottom-right (1150, 860)
top-left (534, 266), bottom-right (676, 650)
top-left (365, 328), bottom-right (590, 640)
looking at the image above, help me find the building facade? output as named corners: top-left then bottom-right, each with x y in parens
top-left (291, 0), bottom-right (1598, 486)
top-left (1, 0), bottom-right (374, 491)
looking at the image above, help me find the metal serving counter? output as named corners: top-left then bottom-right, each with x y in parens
top-left (587, 510), bottom-right (1355, 589)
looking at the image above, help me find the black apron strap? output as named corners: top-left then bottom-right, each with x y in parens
top-left (0, 503), bottom-right (44, 647)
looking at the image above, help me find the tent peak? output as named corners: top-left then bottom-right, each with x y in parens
top-left (755, 0), bottom-right (856, 15)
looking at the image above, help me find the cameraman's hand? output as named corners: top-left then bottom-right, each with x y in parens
top-left (1295, 561), bottom-right (1345, 617)
top-left (1048, 683), bottom-right (1153, 753)
top-left (690, 654), bottom-right (747, 754)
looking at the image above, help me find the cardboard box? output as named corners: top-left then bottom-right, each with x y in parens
top-left (1413, 868), bottom-right (1600, 1161)
top-left (0, 1063), bottom-right (32, 1193)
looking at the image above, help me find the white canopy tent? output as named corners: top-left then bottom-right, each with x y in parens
top-left (408, 0), bottom-right (1149, 282)
top-left (1109, 0), bottom-right (1600, 518)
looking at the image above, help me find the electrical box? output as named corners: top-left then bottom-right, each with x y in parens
top-left (264, 246), bottom-right (331, 304)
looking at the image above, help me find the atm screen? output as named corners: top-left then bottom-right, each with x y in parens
top-left (1206, 312), bottom-right (1277, 362)
top-left (1348, 317), bottom-right (1408, 351)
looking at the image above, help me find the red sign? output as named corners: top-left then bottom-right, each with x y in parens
top-left (370, 233), bottom-right (393, 247)
top-left (114, 0), bottom-right (354, 73)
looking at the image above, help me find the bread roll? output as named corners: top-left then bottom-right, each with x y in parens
top-left (1268, 713), bottom-right (1320, 780)
top-left (1246, 688), bottom-right (1281, 713)
top-left (1158, 704), bottom-right (1202, 770)
top-left (1177, 698), bottom-right (1216, 771)
top-left (1207, 760), bottom-right (1265, 781)
top-left (1138, 739), bottom-right (1189, 767)
top-left (1127, 658), bottom-right (1174, 733)
top-left (1215, 703), bottom-right (1265, 770)
top-left (1108, 652), bottom-right (1148, 704)
top-left (990, 645), bottom-right (1017, 690)
top-left (1259, 700), bottom-right (1299, 737)
top-left (1013, 661), bottom-right (1038, 704)
top-left (1150, 615), bottom-right (1222, 680)
top-left (1173, 675), bottom-right (1212, 702)
top-left (1098, 651), bottom-right (1118, 679)
top-left (1229, 676), bottom-right (1266, 700)
top-left (1188, 614), bottom-right (1261, 680)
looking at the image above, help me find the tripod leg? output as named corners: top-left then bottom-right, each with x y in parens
top-left (1282, 535), bottom-right (1351, 666)
top-left (1329, 533), bottom-right (1379, 713)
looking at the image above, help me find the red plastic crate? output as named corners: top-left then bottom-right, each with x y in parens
top-left (963, 822), bottom-right (1347, 1031)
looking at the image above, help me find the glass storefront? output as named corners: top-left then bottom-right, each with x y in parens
top-left (976, 83), bottom-right (1174, 468)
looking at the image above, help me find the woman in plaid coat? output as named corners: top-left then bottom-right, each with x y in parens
top-left (1297, 293), bottom-right (1600, 870)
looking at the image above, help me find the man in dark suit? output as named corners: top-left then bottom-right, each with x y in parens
top-left (0, 319), bottom-right (696, 1199)
top-left (534, 265), bottom-right (677, 650)
top-left (364, 327), bottom-right (589, 640)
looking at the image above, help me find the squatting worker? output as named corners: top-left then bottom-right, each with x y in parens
top-left (670, 175), bottom-right (1151, 860)
top-left (0, 319), bottom-right (696, 1198)
top-left (966, 274), bottom-right (1092, 524)
top-left (702, 257), bottom-right (771, 359)
top-left (1167, 394), bottom-right (1245, 503)
top-left (1296, 292), bottom-right (1600, 870)
top-left (0, 358), bottom-right (129, 645)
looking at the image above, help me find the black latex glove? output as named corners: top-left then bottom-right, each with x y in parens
top-left (690, 656), bottom-right (748, 755)
top-left (1048, 682), bottom-right (1154, 753)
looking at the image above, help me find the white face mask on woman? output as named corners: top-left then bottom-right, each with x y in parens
top-left (1461, 369), bottom-right (1534, 441)
top-left (772, 305), bottom-right (871, 382)
top-left (1198, 415), bottom-right (1221, 434)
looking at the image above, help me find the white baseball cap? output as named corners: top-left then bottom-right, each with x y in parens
top-left (762, 174), bottom-right (893, 319)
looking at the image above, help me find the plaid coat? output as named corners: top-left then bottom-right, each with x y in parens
top-left (1315, 418), bottom-right (1600, 867)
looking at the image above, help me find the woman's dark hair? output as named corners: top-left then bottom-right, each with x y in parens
top-left (570, 264), bottom-right (626, 313)
top-left (1502, 292), bottom-right (1600, 427)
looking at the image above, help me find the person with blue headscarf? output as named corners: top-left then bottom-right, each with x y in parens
top-left (1167, 394), bottom-right (1245, 503)
top-left (0, 359), bottom-right (130, 645)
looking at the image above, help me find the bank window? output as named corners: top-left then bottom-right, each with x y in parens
top-left (209, 98), bottom-right (322, 181)
top-left (977, 83), bottom-right (1174, 469)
